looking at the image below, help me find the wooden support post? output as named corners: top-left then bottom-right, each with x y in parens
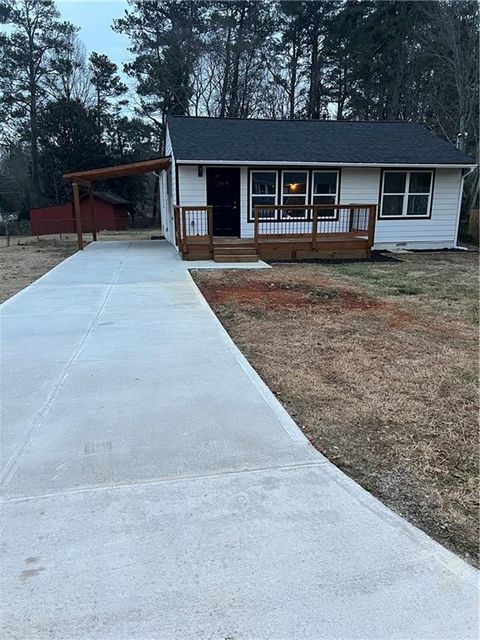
top-left (312, 210), bottom-right (318, 250)
top-left (181, 206), bottom-right (187, 245)
top-left (89, 185), bottom-right (97, 241)
top-left (207, 206), bottom-right (213, 258)
top-left (179, 207), bottom-right (188, 258)
top-left (71, 177), bottom-right (92, 188)
top-left (367, 205), bottom-right (377, 254)
top-left (72, 182), bottom-right (84, 250)
top-left (254, 208), bottom-right (259, 254)
top-left (173, 206), bottom-right (181, 249)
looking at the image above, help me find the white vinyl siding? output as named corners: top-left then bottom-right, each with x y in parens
top-left (170, 163), bottom-right (463, 249)
top-left (339, 167), bottom-right (381, 203)
top-left (339, 167), bottom-right (462, 248)
top-left (177, 165), bottom-right (207, 205)
top-left (239, 167), bottom-right (250, 237)
top-left (175, 165), bottom-right (209, 237)
top-left (374, 169), bottom-right (462, 248)
top-left (159, 170), bottom-right (169, 237)
top-left (162, 126), bottom-right (176, 244)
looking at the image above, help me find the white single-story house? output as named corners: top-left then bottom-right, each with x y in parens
top-left (158, 116), bottom-right (475, 261)
top-left (61, 116), bottom-right (475, 259)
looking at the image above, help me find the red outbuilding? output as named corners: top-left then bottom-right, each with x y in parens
top-left (30, 192), bottom-right (131, 236)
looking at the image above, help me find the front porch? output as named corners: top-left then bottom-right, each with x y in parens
top-left (174, 204), bottom-right (377, 261)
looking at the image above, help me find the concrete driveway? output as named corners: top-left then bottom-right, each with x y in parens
top-left (1, 240), bottom-right (477, 639)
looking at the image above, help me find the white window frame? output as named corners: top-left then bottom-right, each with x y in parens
top-left (280, 170), bottom-right (309, 220)
top-left (250, 170), bottom-right (278, 220)
top-left (380, 170), bottom-right (433, 219)
top-left (312, 170), bottom-right (340, 219)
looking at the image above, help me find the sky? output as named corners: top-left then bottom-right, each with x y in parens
top-left (57, 0), bottom-right (131, 71)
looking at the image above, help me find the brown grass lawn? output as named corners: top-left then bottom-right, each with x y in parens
top-left (192, 251), bottom-right (480, 566)
top-left (0, 239), bottom-right (77, 304)
top-left (0, 230), bottom-right (160, 304)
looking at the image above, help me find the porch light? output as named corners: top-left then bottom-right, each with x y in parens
top-left (198, 165), bottom-right (203, 177)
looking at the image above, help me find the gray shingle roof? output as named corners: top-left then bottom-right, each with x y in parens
top-left (80, 191), bottom-right (131, 205)
top-left (167, 116), bottom-right (474, 165)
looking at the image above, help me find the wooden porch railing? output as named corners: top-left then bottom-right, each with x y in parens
top-left (174, 203), bottom-right (377, 260)
top-left (253, 204), bottom-right (377, 251)
top-left (174, 206), bottom-right (213, 257)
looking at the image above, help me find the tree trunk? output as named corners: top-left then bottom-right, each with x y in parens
top-left (289, 38), bottom-right (299, 119)
top-left (337, 66), bottom-right (347, 119)
top-left (219, 25), bottom-right (232, 118)
top-left (29, 92), bottom-right (40, 202)
top-left (97, 87), bottom-right (102, 146)
top-left (227, 7), bottom-right (246, 118)
top-left (307, 25), bottom-right (321, 119)
top-left (52, 157), bottom-right (60, 204)
top-left (457, 114), bottom-right (466, 151)
top-left (28, 41), bottom-right (40, 205)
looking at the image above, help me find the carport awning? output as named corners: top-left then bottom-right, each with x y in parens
top-left (63, 157), bottom-right (171, 183)
top-left (63, 156), bottom-right (171, 250)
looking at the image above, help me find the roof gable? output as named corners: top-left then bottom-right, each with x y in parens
top-left (167, 116), bottom-right (474, 166)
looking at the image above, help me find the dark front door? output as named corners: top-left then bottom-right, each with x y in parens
top-left (206, 167), bottom-right (240, 236)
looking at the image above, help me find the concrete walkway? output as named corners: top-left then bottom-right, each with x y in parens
top-left (1, 241), bottom-right (477, 639)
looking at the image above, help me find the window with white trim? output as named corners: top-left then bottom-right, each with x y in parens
top-left (251, 171), bottom-right (277, 219)
top-left (380, 170), bottom-right (433, 218)
top-left (281, 170), bottom-right (308, 219)
top-left (312, 170), bottom-right (339, 217)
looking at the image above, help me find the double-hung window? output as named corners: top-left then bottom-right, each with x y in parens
top-left (312, 171), bottom-right (339, 218)
top-left (281, 170), bottom-right (308, 219)
top-left (380, 170), bottom-right (433, 218)
top-left (251, 171), bottom-right (277, 219)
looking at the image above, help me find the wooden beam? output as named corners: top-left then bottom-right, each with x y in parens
top-left (69, 177), bottom-right (91, 188)
top-left (72, 182), bottom-right (84, 250)
top-left (89, 186), bottom-right (97, 242)
top-left (63, 157), bottom-right (171, 183)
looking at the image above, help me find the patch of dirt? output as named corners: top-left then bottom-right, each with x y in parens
top-left (192, 255), bottom-right (479, 567)
top-left (203, 278), bottom-right (389, 312)
top-left (0, 240), bottom-right (78, 304)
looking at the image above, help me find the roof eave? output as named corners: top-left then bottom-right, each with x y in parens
top-left (175, 159), bottom-right (477, 169)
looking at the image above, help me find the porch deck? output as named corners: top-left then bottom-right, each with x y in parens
top-left (174, 204), bottom-right (377, 261)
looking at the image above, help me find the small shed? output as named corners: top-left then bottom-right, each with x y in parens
top-left (30, 192), bottom-right (131, 236)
